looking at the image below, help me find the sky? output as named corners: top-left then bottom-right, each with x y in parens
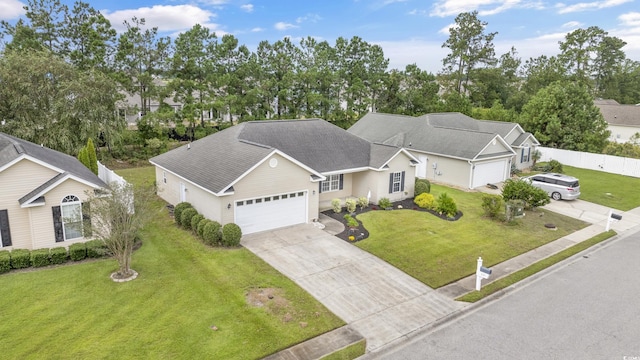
top-left (1, 0), bottom-right (639, 72)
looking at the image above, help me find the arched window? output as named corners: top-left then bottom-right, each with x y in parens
top-left (61, 195), bottom-right (83, 240)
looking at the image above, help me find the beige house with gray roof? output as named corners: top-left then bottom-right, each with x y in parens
top-left (150, 119), bottom-right (417, 234)
top-left (595, 99), bottom-right (640, 143)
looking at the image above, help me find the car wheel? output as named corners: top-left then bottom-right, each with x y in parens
top-left (551, 192), bottom-right (562, 201)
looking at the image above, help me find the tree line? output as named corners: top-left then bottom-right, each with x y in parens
top-left (1, 1), bottom-right (639, 157)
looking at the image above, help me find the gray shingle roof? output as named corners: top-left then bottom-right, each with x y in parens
top-left (150, 119), bottom-right (402, 194)
top-left (595, 103), bottom-right (640, 127)
top-left (348, 113), bottom-right (504, 160)
top-left (0, 132), bottom-right (106, 188)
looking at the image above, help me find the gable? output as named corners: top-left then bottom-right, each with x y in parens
top-left (476, 136), bottom-right (515, 158)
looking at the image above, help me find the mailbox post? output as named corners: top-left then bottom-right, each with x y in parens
top-left (475, 257), bottom-right (492, 291)
top-left (605, 209), bottom-right (623, 231)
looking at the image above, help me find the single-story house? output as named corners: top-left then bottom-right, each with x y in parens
top-left (348, 112), bottom-right (539, 189)
top-left (150, 119), bottom-right (418, 234)
top-left (0, 132), bottom-right (107, 250)
top-left (594, 99), bottom-right (640, 143)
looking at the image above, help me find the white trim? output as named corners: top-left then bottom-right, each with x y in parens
top-left (0, 154), bottom-right (67, 176)
top-left (472, 135), bottom-right (516, 161)
top-left (60, 195), bottom-right (83, 241)
top-left (150, 162), bottom-right (223, 198)
top-left (20, 173), bottom-right (103, 208)
top-left (378, 148), bottom-right (419, 170)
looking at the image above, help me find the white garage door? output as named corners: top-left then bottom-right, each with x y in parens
top-left (472, 160), bottom-right (508, 188)
top-left (235, 191), bottom-right (307, 234)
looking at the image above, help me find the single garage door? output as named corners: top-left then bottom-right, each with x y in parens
top-left (235, 191), bottom-right (307, 234)
top-left (472, 160), bottom-right (508, 188)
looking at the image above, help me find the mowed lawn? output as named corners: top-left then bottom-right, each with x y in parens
top-left (356, 184), bottom-right (589, 288)
top-left (0, 167), bottom-right (343, 360)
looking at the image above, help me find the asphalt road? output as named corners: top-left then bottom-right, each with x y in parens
top-left (376, 230), bottom-right (640, 360)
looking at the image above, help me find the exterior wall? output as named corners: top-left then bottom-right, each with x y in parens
top-left (411, 151), bottom-right (471, 189)
top-left (503, 129), bottom-right (521, 144)
top-left (514, 139), bottom-right (537, 170)
top-left (352, 154), bottom-right (415, 204)
top-left (478, 138), bottom-right (511, 156)
top-left (608, 125), bottom-right (640, 143)
top-left (0, 159), bottom-right (59, 250)
top-left (318, 173), bottom-right (354, 204)
top-left (30, 179), bottom-right (95, 249)
top-left (224, 153), bottom-right (318, 225)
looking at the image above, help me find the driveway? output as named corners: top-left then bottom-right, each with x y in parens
top-left (542, 199), bottom-right (640, 232)
top-left (241, 224), bottom-right (464, 351)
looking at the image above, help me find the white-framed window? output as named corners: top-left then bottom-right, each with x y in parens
top-left (321, 174), bottom-right (341, 192)
top-left (163, 171), bottom-right (167, 184)
top-left (392, 172), bottom-right (402, 193)
top-left (521, 144), bottom-right (530, 163)
top-left (61, 195), bottom-right (83, 240)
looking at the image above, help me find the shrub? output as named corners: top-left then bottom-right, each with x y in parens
top-left (481, 194), bottom-right (504, 219)
top-left (202, 221), bottom-right (222, 246)
top-left (173, 202), bottom-right (193, 226)
top-left (31, 249), bottom-right (51, 267)
top-left (415, 178), bottom-right (431, 195)
top-left (191, 214), bottom-right (205, 233)
top-left (345, 198), bottom-right (357, 213)
top-left (414, 193), bottom-right (436, 209)
top-left (86, 239), bottom-right (108, 258)
top-left (510, 163), bottom-right (521, 176)
top-left (331, 199), bottom-right (342, 213)
top-left (196, 218), bottom-right (211, 239)
top-left (378, 197), bottom-right (392, 209)
top-left (222, 223), bottom-right (242, 247)
top-left (545, 160), bottom-right (563, 173)
top-left (343, 214), bottom-right (359, 228)
top-left (69, 243), bottom-right (87, 261)
top-left (0, 250), bottom-right (11, 273)
top-left (180, 208), bottom-right (199, 230)
top-left (10, 249), bottom-right (31, 269)
top-left (50, 247), bottom-right (68, 265)
top-left (436, 193), bottom-right (458, 217)
top-left (502, 179), bottom-right (550, 209)
top-left (357, 196), bottom-right (368, 209)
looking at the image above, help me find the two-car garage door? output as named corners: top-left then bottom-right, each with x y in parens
top-left (471, 160), bottom-right (509, 188)
top-left (235, 191), bottom-right (308, 234)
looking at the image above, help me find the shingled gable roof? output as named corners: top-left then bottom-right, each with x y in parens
top-left (595, 101), bottom-right (640, 127)
top-left (0, 132), bottom-right (106, 189)
top-left (150, 118), bottom-right (410, 195)
top-left (348, 112), bottom-right (515, 160)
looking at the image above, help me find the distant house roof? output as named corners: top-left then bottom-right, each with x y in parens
top-left (150, 119), bottom-right (412, 195)
top-left (594, 100), bottom-right (640, 127)
top-left (348, 112), bottom-right (518, 160)
top-left (0, 132), bottom-right (106, 188)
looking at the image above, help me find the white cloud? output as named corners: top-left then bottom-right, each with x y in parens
top-left (251, 27), bottom-right (264, 32)
top-left (438, 23), bottom-right (456, 35)
top-left (0, 0), bottom-right (25, 20)
top-left (240, 4), bottom-right (254, 13)
top-left (104, 5), bottom-right (216, 33)
top-left (555, 0), bottom-right (632, 14)
top-left (430, 0), bottom-right (530, 17)
top-left (408, 9), bottom-right (429, 16)
top-left (618, 11), bottom-right (640, 27)
top-left (296, 14), bottom-right (322, 24)
top-left (275, 21), bottom-right (298, 31)
top-left (561, 21), bottom-right (583, 29)
top-left (612, 12), bottom-right (640, 59)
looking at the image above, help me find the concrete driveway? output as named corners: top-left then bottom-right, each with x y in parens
top-left (542, 199), bottom-right (640, 232)
top-left (241, 224), bottom-right (464, 351)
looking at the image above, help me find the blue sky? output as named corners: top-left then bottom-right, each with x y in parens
top-left (2, 0), bottom-right (639, 72)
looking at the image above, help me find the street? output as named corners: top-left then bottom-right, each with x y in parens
top-left (375, 230), bottom-right (640, 359)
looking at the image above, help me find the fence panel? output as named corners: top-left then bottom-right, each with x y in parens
top-left (97, 161), bottom-right (129, 187)
top-left (538, 147), bottom-right (640, 178)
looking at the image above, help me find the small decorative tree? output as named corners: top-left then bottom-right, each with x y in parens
top-left (345, 198), bottom-right (357, 213)
top-left (331, 199), bottom-right (342, 213)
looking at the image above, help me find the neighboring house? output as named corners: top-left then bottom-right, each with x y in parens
top-left (594, 99), bottom-right (640, 143)
top-left (348, 112), bottom-right (539, 189)
top-left (0, 132), bottom-right (107, 250)
top-left (150, 119), bottom-right (417, 235)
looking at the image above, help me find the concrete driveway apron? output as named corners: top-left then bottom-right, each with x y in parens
top-left (241, 224), bottom-right (464, 351)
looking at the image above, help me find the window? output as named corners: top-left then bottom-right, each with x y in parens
top-left (246, 199), bottom-right (253, 205)
top-left (321, 174), bottom-right (341, 192)
top-left (392, 172), bottom-right (402, 193)
top-left (237, 201), bottom-right (244, 206)
top-left (163, 171), bottom-right (167, 184)
top-left (273, 195), bottom-right (280, 201)
top-left (521, 144), bottom-right (530, 163)
top-left (264, 197), bottom-right (271, 202)
top-left (0, 209), bottom-right (11, 248)
top-left (61, 195), bottom-right (83, 240)
top-left (255, 198), bottom-right (262, 203)
top-left (281, 194), bottom-right (288, 199)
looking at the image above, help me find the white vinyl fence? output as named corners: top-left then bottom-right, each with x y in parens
top-left (97, 161), bottom-right (129, 187)
top-left (538, 147), bottom-right (640, 178)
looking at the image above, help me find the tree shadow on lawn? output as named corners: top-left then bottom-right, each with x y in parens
top-left (321, 198), bottom-right (463, 243)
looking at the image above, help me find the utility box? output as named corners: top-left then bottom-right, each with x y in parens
top-left (506, 199), bottom-right (525, 221)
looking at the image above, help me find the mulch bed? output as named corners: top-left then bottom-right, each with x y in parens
top-left (321, 198), bottom-right (463, 243)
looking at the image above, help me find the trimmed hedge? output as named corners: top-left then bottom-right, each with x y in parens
top-left (0, 250), bottom-right (10, 273)
top-left (180, 208), bottom-right (199, 230)
top-left (86, 240), bottom-right (108, 258)
top-left (202, 221), bottom-right (222, 246)
top-left (10, 249), bottom-right (31, 269)
top-left (196, 218), bottom-right (211, 239)
top-left (414, 192), bottom-right (436, 209)
top-left (191, 214), bottom-right (205, 233)
top-left (173, 202), bottom-right (193, 226)
top-left (50, 247), bottom-right (69, 265)
top-left (31, 249), bottom-right (51, 267)
top-left (436, 193), bottom-right (457, 217)
top-left (222, 223), bottom-right (242, 247)
top-left (415, 178), bottom-right (431, 196)
top-left (69, 243), bottom-right (87, 261)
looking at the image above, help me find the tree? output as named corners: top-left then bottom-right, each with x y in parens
top-left (0, 49), bottom-right (124, 154)
top-left (441, 11), bottom-right (497, 95)
top-left (77, 138), bottom-right (98, 174)
top-left (84, 182), bottom-right (156, 279)
top-left (501, 179), bottom-right (550, 209)
top-left (519, 81), bottom-right (610, 153)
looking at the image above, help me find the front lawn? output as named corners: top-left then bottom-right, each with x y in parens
top-left (355, 184), bottom-right (588, 288)
top-left (0, 167), bottom-right (343, 359)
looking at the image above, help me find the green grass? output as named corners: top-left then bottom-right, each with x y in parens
top-left (321, 339), bottom-right (366, 360)
top-left (355, 184), bottom-right (589, 288)
top-left (558, 165), bottom-right (640, 211)
top-left (0, 167), bottom-right (343, 359)
top-left (456, 230), bottom-right (616, 302)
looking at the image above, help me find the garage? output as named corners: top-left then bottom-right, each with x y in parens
top-left (471, 160), bottom-right (509, 188)
top-left (235, 191), bottom-right (308, 234)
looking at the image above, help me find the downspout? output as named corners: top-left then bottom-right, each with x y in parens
top-left (468, 160), bottom-right (474, 189)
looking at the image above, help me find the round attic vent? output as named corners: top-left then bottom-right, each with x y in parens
top-left (269, 158), bottom-right (278, 168)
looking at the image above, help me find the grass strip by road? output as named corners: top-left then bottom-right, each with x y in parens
top-left (456, 230), bottom-right (617, 303)
top-left (321, 339), bottom-right (367, 360)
